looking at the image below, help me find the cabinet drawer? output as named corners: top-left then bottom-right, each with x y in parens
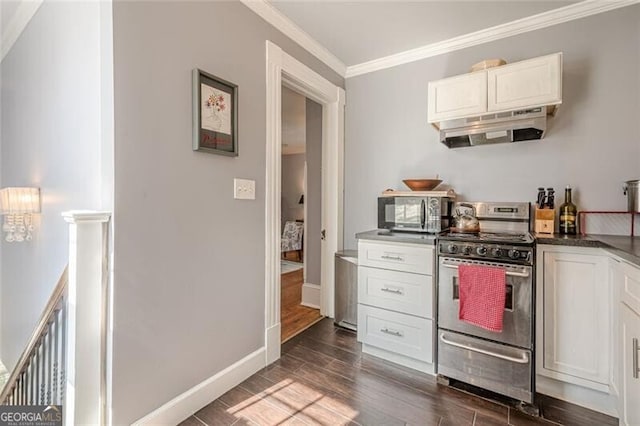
top-left (358, 266), bottom-right (433, 318)
top-left (358, 241), bottom-right (433, 275)
top-left (357, 304), bottom-right (433, 363)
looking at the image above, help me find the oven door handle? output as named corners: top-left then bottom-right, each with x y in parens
top-left (439, 333), bottom-right (529, 364)
top-left (440, 262), bottom-right (529, 278)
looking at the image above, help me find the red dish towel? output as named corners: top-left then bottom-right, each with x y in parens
top-left (458, 264), bottom-right (506, 332)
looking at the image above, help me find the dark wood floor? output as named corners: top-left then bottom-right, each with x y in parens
top-left (180, 319), bottom-right (617, 426)
top-left (281, 269), bottom-right (322, 343)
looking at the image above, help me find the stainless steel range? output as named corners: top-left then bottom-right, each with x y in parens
top-left (437, 201), bottom-right (535, 404)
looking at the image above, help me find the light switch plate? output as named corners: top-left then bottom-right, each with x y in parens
top-left (234, 178), bottom-right (255, 200)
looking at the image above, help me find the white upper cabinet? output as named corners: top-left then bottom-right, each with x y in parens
top-left (487, 53), bottom-right (562, 113)
top-left (427, 52), bottom-right (562, 123)
top-left (427, 71), bottom-right (487, 123)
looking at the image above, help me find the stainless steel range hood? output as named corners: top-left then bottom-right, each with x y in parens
top-left (440, 107), bottom-right (548, 148)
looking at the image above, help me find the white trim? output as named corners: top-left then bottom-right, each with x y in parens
top-left (240, 0), bottom-right (346, 77)
top-left (265, 40), bottom-right (344, 365)
top-left (0, 0), bottom-right (43, 63)
top-left (536, 375), bottom-right (617, 417)
top-left (345, 0), bottom-right (640, 78)
top-left (321, 86), bottom-right (345, 317)
top-left (303, 160), bottom-right (308, 283)
top-left (133, 347), bottom-right (266, 425)
top-left (264, 324), bottom-right (280, 366)
top-left (301, 283), bottom-right (321, 309)
top-left (62, 210), bottom-right (111, 224)
top-left (265, 41), bottom-right (283, 366)
top-left (63, 211), bottom-right (111, 426)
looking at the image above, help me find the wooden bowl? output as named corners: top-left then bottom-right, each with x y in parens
top-left (402, 179), bottom-right (442, 191)
top-left (470, 58), bottom-right (507, 72)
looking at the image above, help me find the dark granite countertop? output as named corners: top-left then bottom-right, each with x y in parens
top-left (355, 229), bottom-right (437, 245)
top-left (356, 229), bottom-right (640, 267)
top-left (536, 233), bottom-right (640, 267)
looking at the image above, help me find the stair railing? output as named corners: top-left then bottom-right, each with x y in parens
top-left (0, 211), bottom-right (111, 425)
top-left (0, 267), bottom-right (68, 406)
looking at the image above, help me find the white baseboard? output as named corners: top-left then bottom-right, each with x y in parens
top-left (133, 347), bottom-right (266, 425)
top-left (301, 283), bottom-right (321, 309)
top-left (536, 375), bottom-right (618, 417)
top-left (362, 344), bottom-right (435, 375)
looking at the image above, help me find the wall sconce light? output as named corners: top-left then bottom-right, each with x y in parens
top-left (0, 187), bottom-right (41, 242)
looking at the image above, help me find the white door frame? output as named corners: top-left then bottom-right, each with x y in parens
top-left (265, 41), bottom-right (345, 364)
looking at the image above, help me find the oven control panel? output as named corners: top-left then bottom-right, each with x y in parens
top-left (438, 242), bottom-right (533, 265)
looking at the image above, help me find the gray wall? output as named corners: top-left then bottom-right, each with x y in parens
top-left (282, 153), bottom-right (305, 226)
top-left (344, 6), bottom-right (640, 248)
top-left (305, 99), bottom-right (322, 286)
top-left (0, 2), bottom-right (108, 370)
top-left (111, 1), bottom-right (344, 424)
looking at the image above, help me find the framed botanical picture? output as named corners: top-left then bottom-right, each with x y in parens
top-left (193, 68), bottom-right (238, 156)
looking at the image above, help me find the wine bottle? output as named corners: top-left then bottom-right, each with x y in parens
top-left (559, 186), bottom-right (577, 235)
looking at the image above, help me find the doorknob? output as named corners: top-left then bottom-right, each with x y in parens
top-left (321, 230), bottom-right (326, 240)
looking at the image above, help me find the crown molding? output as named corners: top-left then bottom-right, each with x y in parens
top-left (0, 0), bottom-right (43, 63)
top-left (346, 0), bottom-right (640, 78)
top-left (240, 0), bottom-right (347, 77)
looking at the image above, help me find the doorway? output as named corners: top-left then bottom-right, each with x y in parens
top-left (265, 41), bottom-right (345, 364)
top-left (280, 86), bottom-right (323, 342)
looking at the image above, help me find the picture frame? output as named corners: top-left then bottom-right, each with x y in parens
top-left (192, 68), bottom-right (238, 156)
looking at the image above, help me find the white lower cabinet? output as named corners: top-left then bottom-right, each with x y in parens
top-left (538, 244), bottom-right (640, 420)
top-left (536, 245), bottom-right (619, 418)
top-left (538, 246), bottom-right (610, 389)
top-left (620, 303), bottom-right (640, 426)
top-left (358, 266), bottom-right (433, 318)
top-left (357, 239), bottom-right (435, 374)
top-left (358, 304), bottom-right (433, 364)
top-left (612, 258), bottom-right (640, 426)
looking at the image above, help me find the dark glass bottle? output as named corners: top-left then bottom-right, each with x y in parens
top-left (559, 186), bottom-right (577, 235)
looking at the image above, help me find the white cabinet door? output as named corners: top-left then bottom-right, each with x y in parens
top-left (620, 303), bottom-right (640, 426)
top-left (427, 71), bottom-right (487, 123)
top-left (620, 259), bottom-right (640, 315)
top-left (487, 53), bottom-right (562, 113)
top-left (610, 258), bottom-right (624, 397)
top-left (541, 249), bottom-right (610, 388)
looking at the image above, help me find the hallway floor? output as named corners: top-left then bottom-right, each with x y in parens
top-left (280, 269), bottom-right (322, 342)
top-left (179, 319), bottom-right (617, 426)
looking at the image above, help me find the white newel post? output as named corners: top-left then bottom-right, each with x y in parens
top-left (62, 211), bottom-right (111, 426)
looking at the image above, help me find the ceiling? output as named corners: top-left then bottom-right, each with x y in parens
top-left (270, 1), bottom-right (578, 66)
top-left (0, 1), bottom-right (21, 33)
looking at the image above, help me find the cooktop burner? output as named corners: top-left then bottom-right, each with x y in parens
top-left (440, 231), bottom-right (535, 245)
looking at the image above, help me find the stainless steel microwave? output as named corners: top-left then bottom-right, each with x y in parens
top-left (378, 196), bottom-right (453, 233)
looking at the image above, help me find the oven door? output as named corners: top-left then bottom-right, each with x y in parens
top-left (437, 257), bottom-right (532, 349)
top-left (378, 197), bottom-right (426, 232)
top-left (438, 330), bottom-right (533, 403)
